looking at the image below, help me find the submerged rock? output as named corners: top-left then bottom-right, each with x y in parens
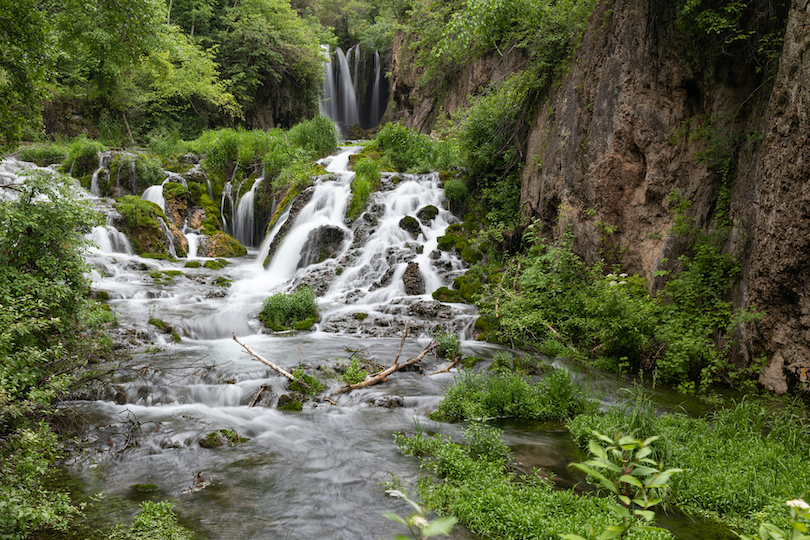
top-left (298, 225), bottom-right (346, 268)
top-left (402, 261), bottom-right (425, 295)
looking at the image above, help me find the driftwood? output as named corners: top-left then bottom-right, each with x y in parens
top-left (233, 333), bottom-right (311, 391)
top-left (430, 354), bottom-right (462, 375)
top-left (332, 339), bottom-right (438, 395)
top-left (248, 385), bottom-right (269, 408)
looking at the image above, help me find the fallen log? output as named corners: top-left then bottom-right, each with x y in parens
top-left (331, 340), bottom-right (438, 395)
top-left (430, 354), bottom-right (462, 375)
top-left (233, 333), bottom-right (311, 391)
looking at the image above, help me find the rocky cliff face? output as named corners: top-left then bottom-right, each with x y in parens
top-left (390, 0), bottom-right (810, 393)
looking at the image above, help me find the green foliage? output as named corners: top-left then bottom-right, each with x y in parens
top-left (375, 123), bottom-right (436, 173)
top-left (347, 157), bottom-right (381, 221)
top-left (0, 172), bottom-right (116, 539)
top-left (677, 0), bottom-right (788, 75)
top-left (289, 116), bottom-right (339, 159)
top-left (110, 501), bottom-right (194, 540)
top-left (433, 369), bottom-right (593, 422)
top-left (64, 137), bottom-right (108, 178)
top-left (563, 432), bottom-right (682, 540)
top-left (341, 358), bottom-right (369, 385)
top-left (433, 331), bottom-right (460, 359)
top-left (567, 400), bottom-right (810, 532)
top-left (290, 368), bottom-right (326, 395)
top-left (395, 425), bottom-right (671, 540)
top-left (14, 143), bottom-right (69, 167)
top-left (258, 286), bottom-right (318, 331)
top-left (442, 178), bottom-right (468, 212)
top-left (737, 499), bottom-right (810, 540)
top-left (0, 0), bottom-right (55, 147)
top-left (383, 489), bottom-right (458, 540)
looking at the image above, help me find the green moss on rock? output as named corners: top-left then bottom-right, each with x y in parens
top-left (199, 429), bottom-right (247, 448)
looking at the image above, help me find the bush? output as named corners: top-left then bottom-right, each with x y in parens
top-left (15, 142), bottom-right (69, 166)
top-left (395, 424), bottom-right (670, 540)
top-left (289, 115), bottom-right (339, 158)
top-left (375, 123), bottom-right (435, 172)
top-left (443, 178), bottom-right (469, 210)
top-left (258, 286), bottom-right (318, 331)
top-left (568, 400), bottom-right (810, 533)
top-left (433, 369), bottom-right (593, 422)
top-left (434, 331), bottom-right (461, 359)
top-left (110, 501), bottom-right (194, 540)
top-left (63, 136), bottom-right (107, 178)
top-left (347, 157), bottom-right (381, 221)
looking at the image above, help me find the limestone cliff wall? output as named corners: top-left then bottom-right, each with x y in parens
top-left (389, 0), bottom-right (810, 393)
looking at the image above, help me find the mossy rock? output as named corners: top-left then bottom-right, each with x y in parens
top-left (432, 286), bottom-right (463, 303)
top-left (460, 356), bottom-right (482, 369)
top-left (214, 276), bottom-right (232, 287)
top-left (437, 235), bottom-right (457, 251)
top-left (205, 232), bottom-right (247, 258)
top-left (292, 317), bottom-right (316, 331)
top-left (352, 312), bottom-right (369, 321)
top-left (416, 205), bottom-right (439, 224)
top-left (185, 261), bottom-right (201, 268)
top-left (115, 196), bottom-right (171, 255)
top-left (199, 429), bottom-right (248, 448)
top-left (94, 290), bottom-right (110, 301)
top-left (202, 260), bottom-right (223, 270)
top-left (460, 246), bottom-right (483, 264)
top-left (399, 215), bottom-right (421, 238)
top-left (130, 484), bottom-right (160, 493)
top-left (289, 370), bottom-right (325, 395)
top-left (453, 274), bottom-right (482, 302)
top-left (278, 394), bottom-right (304, 411)
top-left (446, 223), bottom-right (465, 234)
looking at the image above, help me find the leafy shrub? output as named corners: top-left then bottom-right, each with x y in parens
top-left (289, 115), bottom-right (339, 158)
top-left (258, 286), bottom-right (318, 331)
top-left (341, 358), bottom-right (368, 385)
top-left (109, 501), bottom-right (194, 540)
top-left (434, 331), bottom-right (461, 359)
top-left (568, 400), bottom-right (810, 532)
top-left (443, 177), bottom-right (468, 211)
top-left (375, 123), bottom-right (435, 172)
top-left (433, 369), bottom-right (592, 422)
top-left (290, 368), bottom-right (325, 395)
top-left (16, 143), bottom-right (69, 166)
top-left (63, 136), bottom-right (107, 178)
top-left (347, 157), bottom-right (381, 221)
top-left (395, 423), bottom-right (670, 540)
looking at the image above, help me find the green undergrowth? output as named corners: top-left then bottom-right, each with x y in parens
top-left (567, 398), bottom-right (810, 535)
top-left (258, 286), bottom-right (318, 331)
top-left (432, 368), bottom-right (594, 422)
top-left (109, 501), bottom-right (194, 540)
top-left (478, 205), bottom-right (761, 392)
top-left (395, 424), bottom-right (671, 540)
top-left (347, 156), bottom-right (381, 221)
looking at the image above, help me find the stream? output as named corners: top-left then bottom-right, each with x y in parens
top-left (4, 147), bottom-right (730, 539)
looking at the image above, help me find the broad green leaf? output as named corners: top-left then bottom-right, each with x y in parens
top-left (382, 513), bottom-right (409, 527)
top-left (422, 516), bottom-right (458, 537)
top-left (619, 474), bottom-right (642, 488)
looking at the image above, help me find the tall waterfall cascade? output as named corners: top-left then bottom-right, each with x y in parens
top-left (320, 44), bottom-right (389, 136)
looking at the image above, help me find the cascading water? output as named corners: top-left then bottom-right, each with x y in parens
top-left (141, 180), bottom-right (167, 213)
top-left (232, 177), bottom-right (263, 247)
top-left (0, 149), bottom-right (722, 540)
top-left (320, 45), bottom-right (389, 136)
top-left (89, 151), bottom-right (111, 197)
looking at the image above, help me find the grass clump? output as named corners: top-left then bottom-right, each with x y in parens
top-left (199, 429), bottom-right (247, 448)
top-left (340, 358), bottom-right (369, 385)
top-left (347, 157), bottom-right (381, 221)
top-left (109, 501), bottom-right (194, 540)
top-left (394, 425), bottom-right (670, 540)
top-left (63, 136), bottom-right (107, 178)
top-left (433, 331), bottom-right (461, 359)
top-left (432, 369), bottom-right (593, 422)
top-left (567, 399), bottom-right (810, 534)
top-left (16, 142), bottom-right (69, 166)
top-left (290, 368), bottom-right (325, 395)
top-left (258, 286), bottom-right (317, 331)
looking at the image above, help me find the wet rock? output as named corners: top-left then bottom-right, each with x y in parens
top-left (402, 262), bottom-right (425, 295)
top-left (399, 215), bottom-right (422, 239)
top-left (298, 226), bottom-right (345, 268)
top-left (369, 395), bottom-right (404, 408)
top-left (197, 232), bottom-right (246, 258)
top-left (163, 182), bottom-right (190, 227)
top-left (416, 205), bottom-right (439, 224)
top-left (263, 187), bottom-right (315, 268)
top-left (293, 267), bottom-right (336, 296)
top-left (199, 429), bottom-right (247, 448)
top-left (370, 267), bottom-right (396, 291)
top-left (407, 300), bottom-right (453, 319)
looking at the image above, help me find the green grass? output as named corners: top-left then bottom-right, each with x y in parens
top-left (567, 399), bottom-right (810, 534)
top-left (432, 368), bottom-right (594, 422)
top-left (258, 286), bottom-right (317, 331)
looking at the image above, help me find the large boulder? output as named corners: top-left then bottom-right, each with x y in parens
top-left (298, 226), bottom-right (346, 268)
top-left (402, 261), bottom-right (425, 296)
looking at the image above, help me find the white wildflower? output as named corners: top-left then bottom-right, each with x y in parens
top-left (409, 515), bottom-right (429, 528)
top-left (786, 499), bottom-right (810, 510)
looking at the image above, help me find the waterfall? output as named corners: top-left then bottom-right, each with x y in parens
top-left (142, 181), bottom-right (166, 213)
top-left (233, 177), bottom-right (263, 247)
top-left (89, 151), bottom-right (111, 197)
top-left (320, 45), bottom-right (388, 136)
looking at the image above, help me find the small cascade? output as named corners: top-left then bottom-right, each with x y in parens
top-left (156, 217), bottom-right (178, 258)
top-left (142, 181), bottom-right (166, 213)
top-left (220, 177), bottom-right (235, 234)
top-left (89, 151), bottom-right (111, 197)
top-left (87, 225), bottom-right (134, 254)
top-left (185, 233), bottom-right (200, 258)
top-left (233, 177), bottom-right (263, 247)
top-left (255, 202), bottom-right (291, 268)
top-left (320, 45), bottom-right (388, 136)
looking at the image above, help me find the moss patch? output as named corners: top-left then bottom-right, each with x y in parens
top-left (199, 429), bottom-right (248, 449)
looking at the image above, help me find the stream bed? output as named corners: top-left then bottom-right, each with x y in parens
top-left (2, 147), bottom-right (733, 539)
